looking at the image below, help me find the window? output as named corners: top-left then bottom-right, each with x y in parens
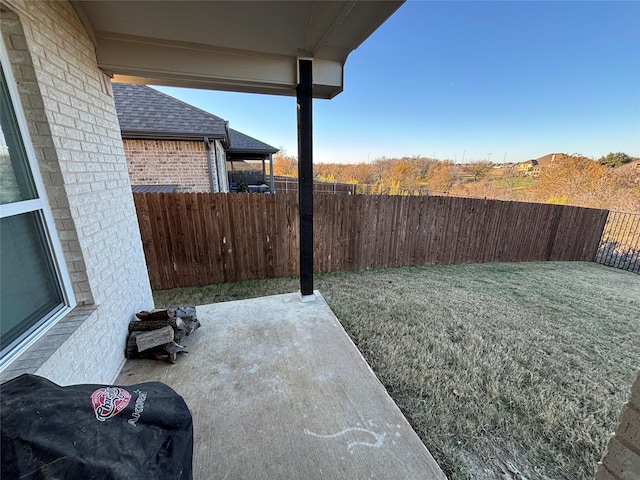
top-left (0, 39), bottom-right (74, 363)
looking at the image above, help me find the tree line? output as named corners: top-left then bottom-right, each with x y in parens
top-left (271, 151), bottom-right (640, 213)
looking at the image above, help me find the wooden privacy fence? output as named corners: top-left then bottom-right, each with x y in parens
top-left (134, 193), bottom-right (609, 290)
top-left (133, 192), bottom-right (299, 290)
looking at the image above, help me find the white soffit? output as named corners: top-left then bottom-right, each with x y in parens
top-left (71, 0), bottom-right (404, 99)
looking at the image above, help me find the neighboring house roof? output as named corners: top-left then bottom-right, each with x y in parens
top-left (113, 83), bottom-right (277, 156)
top-left (228, 128), bottom-right (278, 155)
top-left (113, 83), bottom-right (228, 143)
top-left (516, 160), bottom-right (536, 169)
top-left (535, 153), bottom-right (568, 166)
top-left (131, 184), bottom-right (179, 193)
top-left (516, 153), bottom-right (568, 170)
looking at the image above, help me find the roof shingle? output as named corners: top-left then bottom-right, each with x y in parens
top-left (131, 184), bottom-right (178, 193)
top-left (228, 128), bottom-right (278, 154)
top-left (113, 83), bottom-right (278, 155)
top-left (113, 83), bottom-right (228, 141)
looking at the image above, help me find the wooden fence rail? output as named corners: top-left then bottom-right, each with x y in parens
top-left (133, 193), bottom-right (609, 290)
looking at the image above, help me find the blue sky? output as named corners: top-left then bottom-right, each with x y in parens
top-left (156, 0), bottom-right (640, 164)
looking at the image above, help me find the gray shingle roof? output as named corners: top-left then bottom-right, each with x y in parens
top-left (131, 184), bottom-right (178, 193)
top-left (228, 128), bottom-right (278, 154)
top-left (112, 83), bottom-right (228, 141)
top-left (113, 83), bottom-right (278, 155)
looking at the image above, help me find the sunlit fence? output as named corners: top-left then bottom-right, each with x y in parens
top-left (134, 193), bottom-right (608, 289)
top-left (596, 211), bottom-right (640, 273)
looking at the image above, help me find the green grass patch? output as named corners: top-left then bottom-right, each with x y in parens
top-left (492, 176), bottom-right (538, 191)
top-left (153, 262), bottom-right (640, 479)
top-left (153, 276), bottom-right (300, 307)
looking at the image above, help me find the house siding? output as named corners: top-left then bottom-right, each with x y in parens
top-left (1, 0), bottom-right (153, 385)
top-left (215, 139), bottom-right (229, 192)
top-left (123, 138), bottom-right (229, 193)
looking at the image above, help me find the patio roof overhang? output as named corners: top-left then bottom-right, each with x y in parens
top-left (70, 0), bottom-right (404, 100)
top-left (70, 0), bottom-right (404, 297)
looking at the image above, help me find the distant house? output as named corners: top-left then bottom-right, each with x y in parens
top-left (515, 159), bottom-right (537, 175)
top-left (227, 128), bottom-right (279, 192)
top-left (516, 153), bottom-right (567, 177)
top-left (113, 83), bottom-right (277, 193)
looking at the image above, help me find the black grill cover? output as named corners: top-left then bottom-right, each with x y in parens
top-left (1, 374), bottom-right (193, 480)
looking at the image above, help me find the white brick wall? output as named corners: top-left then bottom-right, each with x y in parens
top-left (1, 0), bottom-right (153, 384)
top-left (1, 8), bottom-right (93, 304)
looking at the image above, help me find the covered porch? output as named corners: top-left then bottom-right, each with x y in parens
top-left (71, 0), bottom-right (405, 296)
top-left (80, 1), bottom-right (445, 477)
top-left (117, 292), bottom-right (445, 479)
top-left (227, 128), bottom-right (278, 193)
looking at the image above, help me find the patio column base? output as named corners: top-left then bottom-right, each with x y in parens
top-left (299, 291), bottom-right (317, 303)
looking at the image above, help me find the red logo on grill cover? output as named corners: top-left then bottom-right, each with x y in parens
top-left (91, 387), bottom-right (131, 422)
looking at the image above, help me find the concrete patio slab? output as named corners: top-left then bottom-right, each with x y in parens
top-left (117, 291), bottom-right (446, 479)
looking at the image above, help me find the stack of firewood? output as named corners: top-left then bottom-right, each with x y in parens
top-left (126, 306), bottom-right (200, 363)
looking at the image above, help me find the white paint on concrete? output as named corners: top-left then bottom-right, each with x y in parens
top-left (304, 426), bottom-right (386, 452)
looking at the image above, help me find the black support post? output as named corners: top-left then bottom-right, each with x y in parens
top-left (297, 59), bottom-right (314, 296)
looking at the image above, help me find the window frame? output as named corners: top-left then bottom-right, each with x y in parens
top-left (0, 36), bottom-right (76, 368)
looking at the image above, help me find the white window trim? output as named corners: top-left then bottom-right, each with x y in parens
top-left (0, 36), bottom-right (76, 370)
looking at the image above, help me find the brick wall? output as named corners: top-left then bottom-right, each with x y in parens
top-left (2, 7), bottom-right (93, 304)
top-left (1, 0), bottom-right (153, 384)
top-left (596, 370), bottom-right (640, 480)
top-left (124, 138), bottom-right (227, 192)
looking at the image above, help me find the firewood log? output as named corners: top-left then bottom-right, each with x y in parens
top-left (135, 309), bottom-right (176, 321)
top-left (135, 326), bottom-right (174, 352)
top-left (127, 306), bottom-right (197, 364)
top-left (172, 306), bottom-right (196, 322)
top-left (128, 317), bottom-right (184, 333)
top-left (184, 318), bottom-right (201, 336)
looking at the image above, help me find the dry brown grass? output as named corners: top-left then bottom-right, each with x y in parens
top-left (154, 262), bottom-right (640, 479)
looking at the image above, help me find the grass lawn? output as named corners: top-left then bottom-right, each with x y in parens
top-left (491, 176), bottom-right (538, 191)
top-left (154, 262), bottom-right (640, 479)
